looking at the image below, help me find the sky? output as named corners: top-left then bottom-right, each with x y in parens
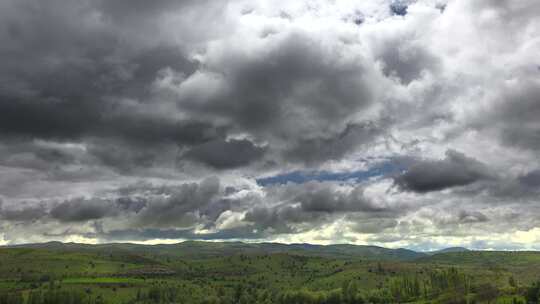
top-left (0, 0), bottom-right (539, 251)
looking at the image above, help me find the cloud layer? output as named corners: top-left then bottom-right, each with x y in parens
top-left (0, 0), bottom-right (539, 250)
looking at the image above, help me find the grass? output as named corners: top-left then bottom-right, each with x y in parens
top-left (0, 242), bottom-right (539, 303)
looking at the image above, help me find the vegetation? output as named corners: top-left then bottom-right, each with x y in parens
top-left (0, 242), bottom-right (539, 303)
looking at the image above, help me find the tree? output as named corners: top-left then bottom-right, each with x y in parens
top-left (27, 291), bottom-right (43, 304)
top-left (475, 283), bottom-right (499, 304)
top-left (509, 276), bottom-right (517, 288)
top-left (342, 280), bottom-right (364, 304)
top-left (525, 281), bottom-right (540, 304)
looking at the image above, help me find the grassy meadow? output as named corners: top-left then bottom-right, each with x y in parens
top-left (0, 242), bottom-right (538, 304)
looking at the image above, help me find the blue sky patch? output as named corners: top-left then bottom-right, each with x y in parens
top-left (257, 161), bottom-right (403, 186)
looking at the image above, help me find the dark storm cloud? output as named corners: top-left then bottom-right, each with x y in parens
top-left (369, 16), bottom-right (440, 86)
top-left (481, 81), bottom-right (540, 152)
top-left (0, 0), bottom-right (218, 147)
top-left (0, 77), bottom-right (223, 146)
top-left (394, 150), bottom-right (493, 193)
top-left (95, 0), bottom-right (226, 38)
top-left (97, 0), bottom-right (193, 20)
top-left (483, 168), bottom-right (540, 199)
top-left (0, 1), bottom-right (115, 140)
top-left (0, 0), bottom-right (383, 177)
top-left (181, 139), bottom-right (266, 169)
top-left (1, 178), bottom-right (222, 226)
top-left (518, 170), bottom-right (540, 188)
top-left (115, 197), bottom-right (147, 213)
top-left (113, 181), bottom-right (244, 224)
top-left (378, 44), bottom-right (438, 85)
top-left (244, 205), bottom-right (315, 234)
top-left (0, 140), bottom-right (77, 172)
top-left (134, 177), bottom-right (221, 228)
top-left (0, 0), bottom-right (229, 178)
top-left (284, 123), bottom-right (382, 164)
top-left (0, 203), bottom-right (47, 222)
top-left (115, 181), bottom-right (179, 197)
top-left (0, 0), bottom-right (539, 249)
top-left (50, 198), bottom-right (116, 222)
top-left (1, 177), bottom-right (410, 241)
top-left (0, 95), bottom-right (97, 141)
top-left (87, 142), bottom-right (157, 174)
top-left (457, 210), bottom-right (489, 224)
top-left (175, 31), bottom-right (379, 165)
top-left (291, 182), bottom-right (384, 213)
top-left (182, 33), bottom-right (372, 130)
top-left (243, 181), bottom-right (392, 235)
top-left (54, 178), bottom-right (226, 228)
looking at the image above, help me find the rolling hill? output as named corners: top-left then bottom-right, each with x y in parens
top-left (1, 241), bottom-right (539, 303)
top-left (6, 241), bottom-right (427, 261)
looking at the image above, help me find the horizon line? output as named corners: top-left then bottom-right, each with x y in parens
top-left (5, 239), bottom-right (535, 253)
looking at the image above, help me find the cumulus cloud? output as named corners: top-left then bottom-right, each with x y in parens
top-left (519, 170), bottom-right (540, 188)
top-left (181, 139), bottom-right (266, 169)
top-left (0, 0), bottom-right (539, 250)
top-left (50, 198), bottom-right (116, 222)
top-left (134, 177), bottom-right (221, 228)
top-left (0, 204), bottom-right (47, 222)
top-left (284, 123), bottom-right (384, 164)
top-left (394, 150), bottom-right (493, 193)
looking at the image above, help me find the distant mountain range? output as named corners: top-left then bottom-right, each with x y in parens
top-left (3, 241), bottom-right (470, 261)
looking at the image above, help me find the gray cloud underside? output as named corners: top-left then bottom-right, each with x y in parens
top-left (394, 150), bottom-right (493, 193)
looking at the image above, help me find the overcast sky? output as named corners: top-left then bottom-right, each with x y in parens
top-left (0, 0), bottom-right (539, 250)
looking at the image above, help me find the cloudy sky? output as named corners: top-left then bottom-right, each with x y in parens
top-left (0, 0), bottom-right (539, 250)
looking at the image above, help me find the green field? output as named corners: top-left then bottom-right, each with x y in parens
top-left (0, 242), bottom-right (538, 304)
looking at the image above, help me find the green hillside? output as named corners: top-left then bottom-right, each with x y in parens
top-left (0, 242), bottom-right (538, 304)
top-left (10, 241), bottom-right (425, 261)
